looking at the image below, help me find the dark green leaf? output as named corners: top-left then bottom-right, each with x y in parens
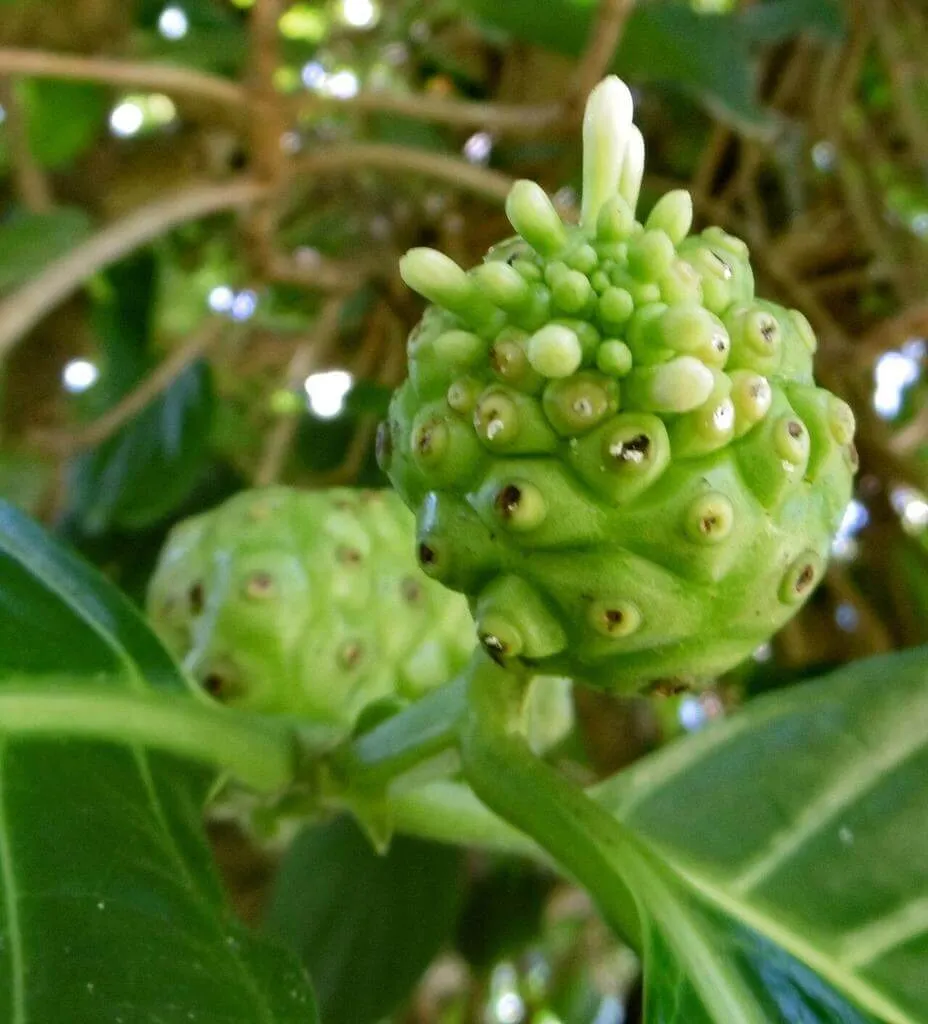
top-left (265, 815), bottom-right (464, 1024)
top-left (0, 209), bottom-right (92, 294)
top-left (595, 647), bottom-right (928, 1022)
top-left (19, 80), bottom-right (107, 169)
top-left (740, 0), bottom-right (846, 44)
top-left (68, 360), bottom-right (215, 533)
top-left (66, 253), bottom-right (215, 533)
top-left (462, 0), bottom-right (765, 127)
top-left (0, 502), bottom-right (318, 1022)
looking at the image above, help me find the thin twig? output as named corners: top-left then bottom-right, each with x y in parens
top-left (0, 179), bottom-right (268, 359)
top-left (0, 47), bottom-right (247, 111)
top-left (0, 78), bottom-right (52, 212)
top-left (295, 90), bottom-right (563, 136)
top-left (255, 297), bottom-right (344, 486)
top-left (567, 0), bottom-right (635, 114)
top-left (291, 144), bottom-right (515, 203)
top-left (32, 319), bottom-right (228, 454)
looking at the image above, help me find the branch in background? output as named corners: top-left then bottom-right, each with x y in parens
top-left (255, 296), bottom-right (345, 487)
top-left (296, 90), bottom-right (563, 136)
top-left (31, 319), bottom-right (228, 456)
top-left (0, 179), bottom-right (269, 360)
top-left (0, 47), bottom-right (247, 113)
top-left (267, 251), bottom-right (377, 292)
top-left (243, 0), bottom-right (288, 267)
top-left (0, 78), bottom-right (52, 212)
top-left (291, 143), bottom-right (515, 203)
top-left (567, 0), bottom-right (635, 114)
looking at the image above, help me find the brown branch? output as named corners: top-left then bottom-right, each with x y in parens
top-left (295, 90), bottom-right (563, 136)
top-left (255, 297), bottom-right (344, 487)
top-left (291, 144), bottom-right (515, 203)
top-left (0, 47), bottom-right (247, 111)
top-left (0, 78), bottom-right (52, 212)
top-left (0, 179), bottom-right (269, 359)
top-left (32, 319), bottom-right (228, 455)
top-left (567, 0), bottom-right (635, 114)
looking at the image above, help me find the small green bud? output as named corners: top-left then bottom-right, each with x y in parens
top-left (628, 230), bottom-right (676, 280)
top-left (658, 304), bottom-right (730, 368)
top-left (659, 259), bottom-right (703, 306)
top-left (528, 324), bottom-right (584, 378)
top-left (726, 305), bottom-right (782, 375)
top-left (596, 195), bottom-right (636, 242)
top-left (569, 412), bottom-right (672, 504)
top-left (598, 287), bottom-right (635, 331)
top-left (506, 180), bottom-right (568, 256)
top-left (475, 574), bottom-right (567, 660)
top-left (473, 386), bottom-right (559, 453)
top-left (552, 269), bottom-right (594, 314)
top-left (447, 376), bottom-right (483, 415)
top-left (773, 415), bottom-right (811, 466)
top-left (625, 356), bottom-right (715, 413)
top-left (563, 244), bottom-right (599, 274)
top-left (491, 479), bottom-right (548, 532)
top-left (472, 262), bottom-right (532, 313)
top-left (489, 329), bottom-right (545, 393)
top-left (399, 248), bottom-right (499, 330)
top-left (828, 396), bottom-right (856, 445)
top-left (646, 190), bottom-right (694, 244)
top-left (596, 339), bottom-right (634, 377)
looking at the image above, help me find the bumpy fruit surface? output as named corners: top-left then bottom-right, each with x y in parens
top-left (379, 77), bottom-right (857, 692)
top-left (147, 486), bottom-right (476, 738)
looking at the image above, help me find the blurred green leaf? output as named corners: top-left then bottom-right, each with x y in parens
top-left (65, 253), bottom-right (215, 533)
top-left (463, 0), bottom-right (764, 126)
top-left (0, 451), bottom-right (54, 514)
top-left (265, 815), bottom-right (464, 1024)
top-left (740, 0), bottom-right (845, 44)
top-left (0, 209), bottom-right (92, 293)
top-left (18, 80), bottom-right (107, 169)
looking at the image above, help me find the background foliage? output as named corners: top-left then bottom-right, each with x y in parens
top-left (0, 0), bottom-right (925, 1021)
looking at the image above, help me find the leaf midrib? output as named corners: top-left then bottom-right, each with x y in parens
top-left (0, 742), bottom-right (25, 1024)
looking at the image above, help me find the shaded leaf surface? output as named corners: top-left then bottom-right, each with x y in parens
top-left (0, 502), bottom-right (317, 1023)
top-left (265, 815), bottom-right (464, 1024)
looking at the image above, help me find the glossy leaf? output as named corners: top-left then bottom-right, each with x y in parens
top-left (66, 254), bottom-right (215, 533)
top-left (265, 815), bottom-right (464, 1024)
top-left (594, 647), bottom-right (928, 1022)
top-left (0, 502), bottom-right (318, 1022)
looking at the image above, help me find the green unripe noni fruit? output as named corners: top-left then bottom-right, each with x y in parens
top-left (381, 76), bottom-right (857, 693)
top-left (146, 487), bottom-right (477, 740)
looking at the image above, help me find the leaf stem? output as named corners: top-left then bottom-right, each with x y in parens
top-left (0, 685), bottom-right (298, 791)
top-left (332, 674), bottom-right (468, 791)
top-left (458, 651), bottom-right (643, 949)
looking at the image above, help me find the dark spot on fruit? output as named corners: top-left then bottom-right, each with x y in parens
top-left (710, 251), bottom-right (733, 279)
top-left (203, 673), bottom-right (225, 697)
top-left (339, 642), bottom-right (364, 669)
top-left (495, 484), bottom-right (522, 519)
top-left (480, 633), bottom-right (508, 664)
top-left (401, 577), bottom-right (422, 603)
top-left (189, 583), bottom-right (204, 614)
top-left (701, 516), bottom-right (718, 534)
top-left (796, 564), bottom-right (816, 593)
top-left (418, 542), bottom-right (437, 566)
top-left (611, 433), bottom-right (651, 464)
top-left (245, 571), bottom-right (275, 599)
top-left (416, 425), bottom-right (436, 455)
top-left (787, 421), bottom-right (804, 440)
top-left (337, 546), bottom-right (362, 565)
top-left (760, 319), bottom-right (777, 343)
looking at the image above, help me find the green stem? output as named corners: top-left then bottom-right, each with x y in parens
top-left (333, 672), bottom-right (467, 790)
top-left (0, 685), bottom-right (297, 791)
top-left (458, 651), bottom-right (644, 950)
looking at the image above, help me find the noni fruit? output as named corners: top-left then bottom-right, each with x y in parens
top-left (147, 486), bottom-right (477, 738)
top-left (379, 76), bottom-right (857, 692)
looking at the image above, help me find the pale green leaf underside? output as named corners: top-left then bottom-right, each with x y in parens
top-left (595, 647), bottom-right (928, 1023)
